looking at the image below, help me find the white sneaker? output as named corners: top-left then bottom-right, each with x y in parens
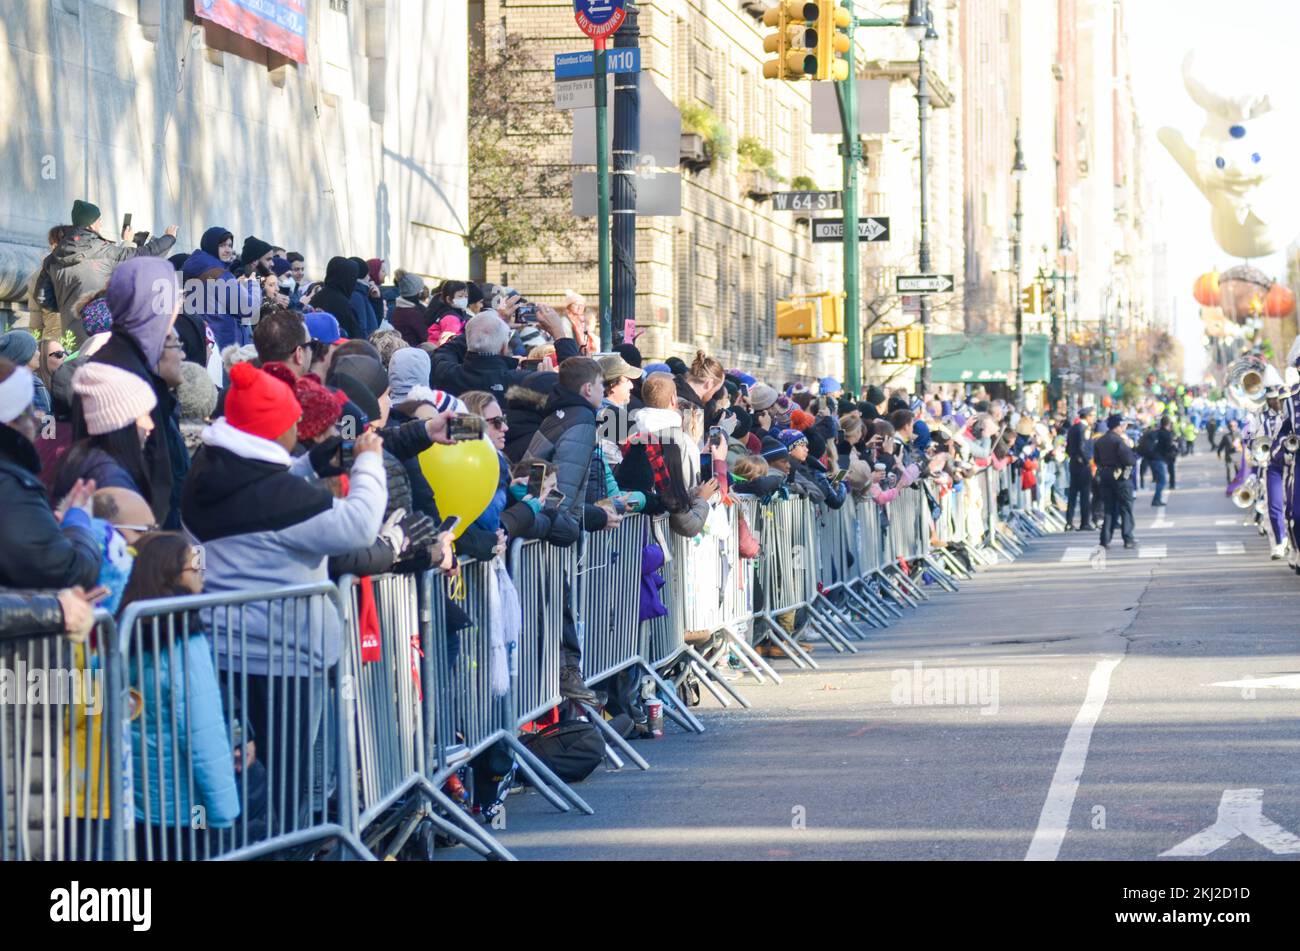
top-left (1272, 543), bottom-right (1288, 560)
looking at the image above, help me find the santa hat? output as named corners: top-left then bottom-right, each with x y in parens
top-left (226, 362), bottom-right (301, 441)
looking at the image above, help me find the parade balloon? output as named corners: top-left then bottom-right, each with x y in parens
top-left (1264, 283), bottom-right (1295, 317)
top-left (1218, 264), bottom-right (1272, 323)
top-left (1193, 271), bottom-right (1220, 307)
top-left (417, 439), bottom-right (499, 539)
top-left (1157, 38), bottom-right (1300, 259)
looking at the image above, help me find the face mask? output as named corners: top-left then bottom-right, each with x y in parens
top-left (453, 296), bottom-right (469, 310)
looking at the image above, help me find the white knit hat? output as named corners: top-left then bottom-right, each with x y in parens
top-left (72, 363), bottom-right (157, 435)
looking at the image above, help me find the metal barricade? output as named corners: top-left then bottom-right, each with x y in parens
top-left (508, 538), bottom-right (568, 730)
top-left (1, 611), bottom-right (123, 861)
top-left (116, 583), bottom-right (366, 861)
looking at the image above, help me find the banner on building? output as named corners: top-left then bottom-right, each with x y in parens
top-left (196, 0), bottom-right (309, 64)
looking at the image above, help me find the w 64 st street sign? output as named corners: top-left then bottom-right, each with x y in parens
top-left (771, 191), bottom-right (841, 212)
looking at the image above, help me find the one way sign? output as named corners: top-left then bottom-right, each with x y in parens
top-left (896, 274), bottom-right (954, 294)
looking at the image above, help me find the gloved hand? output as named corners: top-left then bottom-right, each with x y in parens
top-left (308, 436), bottom-right (346, 477)
top-left (399, 511), bottom-right (439, 552)
top-left (378, 508), bottom-right (408, 555)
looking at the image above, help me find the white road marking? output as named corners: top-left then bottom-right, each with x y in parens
top-left (1160, 789), bottom-right (1300, 857)
top-left (1216, 541), bottom-right (1245, 555)
top-left (1146, 518), bottom-right (1175, 530)
top-left (1138, 546), bottom-right (1166, 559)
top-left (1059, 547), bottom-right (1094, 563)
top-left (1025, 656), bottom-right (1124, 861)
top-left (1209, 673), bottom-right (1300, 690)
top-left (1214, 518), bottom-right (1238, 526)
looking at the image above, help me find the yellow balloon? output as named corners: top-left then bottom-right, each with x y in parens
top-left (417, 439), bottom-right (500, 539)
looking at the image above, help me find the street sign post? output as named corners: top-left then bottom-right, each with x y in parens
top-left (572, 0), bottom-right (628, 350)
top-left (811, 217), bottom-right (890, 243)
top-left (554, 78), bottom-right (595, 110)
top-left (554, 47), bottom-right (640, 78)
top-left (771, 190), bottom-right (842, 212)
top-left (895, 274), bottom-right (955, 294)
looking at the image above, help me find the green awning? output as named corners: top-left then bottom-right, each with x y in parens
top-left (926, 334), bottom-right (1051, 383)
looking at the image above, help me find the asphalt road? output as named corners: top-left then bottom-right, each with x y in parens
top-left (454, 446), bottom-right (1300, 861)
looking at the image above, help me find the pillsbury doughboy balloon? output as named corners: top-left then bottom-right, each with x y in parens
top-left (1157, 41), bottom-right (1300, 259)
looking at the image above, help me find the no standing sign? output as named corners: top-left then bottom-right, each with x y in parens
top-left (573, 0), bottom-right (626, 40)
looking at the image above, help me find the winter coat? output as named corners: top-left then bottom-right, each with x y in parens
top-left (0, 425), bottom-right (101, 590)
top-left (0, 590), bottom-right (66, 641)
top-left (47, 227), bottom-right (176, 345)
top-left (52, 445), bottom-right (142, 499)
top-left (504, 382), bottom-right (553, 464)
top-left (431, 334), bottom-right (580, 399)
top-left (129, 626), bottom-right (240, 828)
top-left (617, 406), bottom-right (711, 538)
top-left (181, 250), bottom-right (259, 351)
top-left (390, 298), bottom-right (431, 347)
top-left (522, 386), bottom-right (601, 524)
top-left (181, 418), bottom-right (387, 676)
top-left (312, 258), bottom-right (366, 339)
top-left (350, 283), bottom-right (378, 338)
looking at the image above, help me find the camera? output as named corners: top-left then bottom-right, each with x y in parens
top-left (515, 302), bottom-right (538, 323)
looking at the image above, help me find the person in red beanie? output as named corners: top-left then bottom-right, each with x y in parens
top-left (180, 362), bottom-right (390, 831)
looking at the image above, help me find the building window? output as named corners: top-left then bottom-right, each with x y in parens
top-left (329, 0), bottom-right (349, 12)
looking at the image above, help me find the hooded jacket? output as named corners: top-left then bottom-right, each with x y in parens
top-left (47, 227), bottom-right (177, 345)
top-left (0, 424), bottom-right (101, 590)
top-left (504, 376), bottom-right (557, 463)
top-left (85, 258), bottom-right (189, 527)
top-left (617, 406), bottom-right (711, 538)
top-left (522, 386), bottom-right (600, 523)
top-left (181, 418), bottom-right (387, 676)
top-left (390, 297), bottom-right (431, 347)
top-left (312, 257), bottom-right (366, 339)
top-left (182, 242), bottom-right (259, 351)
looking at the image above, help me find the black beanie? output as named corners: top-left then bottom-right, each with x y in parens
top-left (615, 343), bottom-right (643, 368)
top-left (665, 356), bottom-right (688, 376)
top-left (865, 385), bottom-right (886, 406)
top-left (330, 354), bottom-right (389, 399)
top-left (348, 257), bottom-right (370, 282)
top-left (168, 252), bottom-right (190, 272)
top-left (887, 395), bottom-right (909, 413)
top-left (860, 403), bottom-right (879, 421)
top-left (466, 282), bottom-right (485, 306)
top-left (71, 200), bottom-right (100, 229)
top-left (241, 236), bottom-right (274, 264)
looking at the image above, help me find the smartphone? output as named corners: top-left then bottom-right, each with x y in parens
top-left (450, 414), bottom-right (484, 442)
top-left (700, 454), bottom-right (714, 482)
top-left (830, 469), bottom-right (849, 485)
top-left (435, 515), bottom-right (461, 536)
top-left (707, 426), bottom-right (725, 448)
top-left (545, 491), bottom-right (566, 510)
top-left (121, 212), bottom-right (132, 238)
top-left (527, 463), bottom-right (547, 499)
top-left (339, 440), bottom-right (355, 470)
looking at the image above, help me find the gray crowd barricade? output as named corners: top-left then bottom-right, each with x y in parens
top-left (1, 611), bottom-right (123, 861)
top-left (115, 582), bottom-right (367, 862)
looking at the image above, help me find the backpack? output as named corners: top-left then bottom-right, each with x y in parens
top-left (1138, 429), bottom-right (1158, 456)
top-left (469, 739), bottom-right (517, 817)
top-left (519, 720), bottom-right (605, 783)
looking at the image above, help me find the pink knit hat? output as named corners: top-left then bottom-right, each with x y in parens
top-left (72, 363), bottom-right (157, 435)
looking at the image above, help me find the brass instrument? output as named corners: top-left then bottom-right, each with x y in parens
top-left (1251, 436), bottom-right (1273, 465)
top-left (1232, 474), bottom-right (1261, 509)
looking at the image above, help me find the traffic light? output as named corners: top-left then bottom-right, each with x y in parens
top-left (1021, 283), bottom-right (1043, 314)
top-left (904, 325), bottom-right (924, 361)
top-left (811, 1), bottom-right (852, 82)
top-left (777, 298), bottom-right (817, 338)
top-left (762, 2), bottom-right (817, 80)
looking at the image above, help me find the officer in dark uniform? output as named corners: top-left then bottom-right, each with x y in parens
top-left (1064, 405), bottom-right (1096, 530)
top-left (1094, 412), bottom-right (1138, 548)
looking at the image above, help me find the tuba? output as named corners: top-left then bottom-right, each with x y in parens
top-left (1225, 357), bottom-right (1268, 412)
top-left (1251, 436), bottom-right (1273, 465)
top-left (1233, 474), bottom-right (1261, 509)
top-left (1284, 434), bottom-right (1300, 456)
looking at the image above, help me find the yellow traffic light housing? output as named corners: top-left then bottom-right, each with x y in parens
top-left (812, 1), bottom-right (852, 81)
top-left (1021, 283), bottom-right (1043, 314)
top-left (904, 325), bottom-right (924, 361)
top-left (777, 299), bottom-right (817, 339)
top-left (762, 2), bottom-right (818, 80)
top-left (777, 291), bottom-right (846, 342)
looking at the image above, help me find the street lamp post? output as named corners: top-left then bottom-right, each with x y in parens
top-left (1011, 121), bottom-right (1026, 408)
top-left (906, 0), bottom-right (936, 395)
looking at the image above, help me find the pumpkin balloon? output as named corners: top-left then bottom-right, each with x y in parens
top-left (417, 439), bottom-right (499, 539)
top-left (1264, 283), bottom-right (1295, 318)
top-left (1192, 270), bottom-right (1220, 307)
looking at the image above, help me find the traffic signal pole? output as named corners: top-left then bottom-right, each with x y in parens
top-left (835, 11), bottom-right (899, 399)
top-left (595, 38), bottom-right (612, 351)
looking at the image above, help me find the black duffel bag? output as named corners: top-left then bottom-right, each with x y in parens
top-left (519, 720), bottom-right (605, 783)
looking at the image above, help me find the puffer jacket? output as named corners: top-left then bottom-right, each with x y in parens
top-left (504, 379), bottom-right (555, 463)
top-left (522, 386), bottom-right (602, 525)
top-left (47, 227), bottom-right (176, 345)
top-left (129, 626), bottom-right (240, 829)
top-left (0, 590), bottom-right (66, 641)
top-left (0, 426), bottom-right (100, 590)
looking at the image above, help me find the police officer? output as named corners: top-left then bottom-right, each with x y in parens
top-left (1094, 412), bottom-right (1138, 549)
top-left (1064, 405), bottom-right (1095, 531)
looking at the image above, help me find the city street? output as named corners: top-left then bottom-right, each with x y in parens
top-left (475, 447), bottom-right (1300, 861)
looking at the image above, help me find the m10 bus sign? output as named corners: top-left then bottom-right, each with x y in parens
top-left (574, 0), bottom-right (626, 40)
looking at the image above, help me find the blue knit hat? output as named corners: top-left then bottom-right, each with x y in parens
top-left (776, 427), bottom-right (808, 450)
top-left (819, 376), bottom-right (841, 395)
